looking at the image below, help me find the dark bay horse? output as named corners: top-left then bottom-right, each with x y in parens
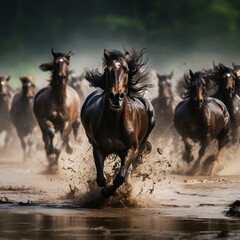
top-left (81, 48), bottom-right (155, 197)
top-left (151, 71), bottom-right (174, 138)
top-left (0, 76), bottom-right (13, 148)
top-left (210, 63), bottom-right (240, 144)
top-left (174, 70), bottom-right (230, 175)
top-left (33, 49), bottom-right (80, 169)
top-left (10, 76), bottom-right (37, 159)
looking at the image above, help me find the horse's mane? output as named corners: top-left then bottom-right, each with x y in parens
top-left (85, 48), bottom-right (152, 98)
top-left (210, 63), bottom-right (240, 95)
top-left (182, 71), bottom-right (208, 100)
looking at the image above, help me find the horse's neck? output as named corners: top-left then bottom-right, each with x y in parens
top-left (51, 83), bottom-right (67, 104)
top-left (102, 95), bottom-right (126, 122)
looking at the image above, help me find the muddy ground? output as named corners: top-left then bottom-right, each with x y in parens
top-left (0, 128), bottom-right (240, 239)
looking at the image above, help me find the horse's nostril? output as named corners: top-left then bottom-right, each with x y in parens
top-left (119, 93), bottom-right (125, 99)
top-left (199, 99), bottom-right (203, 103)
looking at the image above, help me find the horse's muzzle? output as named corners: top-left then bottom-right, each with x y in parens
top-left (109, 92), bottom-right (125, 109)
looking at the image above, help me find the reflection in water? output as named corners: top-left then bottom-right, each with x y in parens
top-left (0, 208), bottom-right (240, 239)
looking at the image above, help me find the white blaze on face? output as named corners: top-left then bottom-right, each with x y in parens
top-left (1, 81), bottom-right (5, 86)
top-left (59, 58), bottom-right (64, 62)
top-left (226, 73), bottom-right (231, 77)
top-left (114, 61), bottom-right (121, 70)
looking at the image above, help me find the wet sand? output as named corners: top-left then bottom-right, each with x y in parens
top-left (0, 132), bottom-right (240, 239)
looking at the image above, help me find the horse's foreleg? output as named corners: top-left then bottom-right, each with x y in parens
top-left (59, 122), bottom-right (73, 154)
top-left (72, 118), bottom-right (80, 140)
top-left (182, 137), bottom-right (194, 163)
top-left (19, 135), bottom-right (27, 161)
top-left (93, 147), bottom-right (107, 187)
top-left (102, 147), bottom-right (137, 197)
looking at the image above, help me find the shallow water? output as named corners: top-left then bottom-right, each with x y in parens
top-left (1, 207), bottom-right (240, 240)
top-left (1, 134), bottom-right (240, 239)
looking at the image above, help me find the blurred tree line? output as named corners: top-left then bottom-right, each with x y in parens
top-left (0, 0), bottom-right (240, 63)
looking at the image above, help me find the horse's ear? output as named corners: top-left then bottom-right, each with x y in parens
top-left (66, 51), bottom-right (73, 60)
top-left (232, 62), bottom-right (236, 69)
top-left (169, 71), bottom-right (174, 79)
top-left (189, 69), bottom-right (194, 78)
top-left (51, 48), bottom-right (57, 58)
top-left (19, 76), bottom-right (25, 83)
top-left (39, 62), bottom-right (53, 72)
top-left (104, 49), bottom-right (110, 61)
top-left (6, 76), bottom-right (11, 82)
top-left (125, 51), bottom-right (130, 61)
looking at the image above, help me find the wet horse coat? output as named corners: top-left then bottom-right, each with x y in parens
top-left (81, 49), bottom-right (155, 197)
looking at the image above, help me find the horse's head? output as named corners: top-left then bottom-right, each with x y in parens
top-left (215, 63), bottom-right (238, 98)
top-left (157, 71), bottom-right (173, 106)
top-left (39, 49), bottom-right (73, 85)
top-left (19, 76), bottom-right (36, 99)
top-left (0, 76), bottom-right (11, 100)
top-left (104, 49), bottom-right (129, 110)
top-left (187, 70), bottom-right (207, 109)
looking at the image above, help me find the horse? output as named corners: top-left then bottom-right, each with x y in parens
top-left (33, 49), bottom-right (80, 170)
top-left (81, 48), bottom-right (155, 197)
top-left (0, 75), bottom-right (13, 148)
top-left (232, 62), bottom-right (240, 79)
top-left (151, 71), bottom-right (174, 139)
top-left (69, 73), bottom-right (91, 105)
top-left (174, 70), bottom-right (230, 175)
top-left (10, 76), bottom-right (37, 160)
top-left (210, 63), bottom-right (240, 144)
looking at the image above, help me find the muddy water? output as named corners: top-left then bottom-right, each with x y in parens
top-left (0, 132), bottom-right (240, 239)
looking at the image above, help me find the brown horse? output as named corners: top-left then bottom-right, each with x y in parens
top-left (10, 76), bottom-right (37, 159)
top-left (33, 49), bottom-right (80, 169)
top-left (151, 71), bottom-right (174, 138)
top-left (81, 48), bottom-right (155, 197)
top-left (174, 70), bottom-right (230, 175)
top-left (0, 75), bottom-right (13, 148)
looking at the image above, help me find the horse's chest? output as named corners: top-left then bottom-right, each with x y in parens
top-left (93, 127), bottom-right (132, 153)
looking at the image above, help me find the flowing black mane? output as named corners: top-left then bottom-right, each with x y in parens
top-left (182, 71), bottom-right (208, 100)
top-left (85, 48), bottom-right (152, 98)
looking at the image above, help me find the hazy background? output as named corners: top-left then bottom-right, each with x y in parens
top-left (1, 0), bottom-right (240, 87)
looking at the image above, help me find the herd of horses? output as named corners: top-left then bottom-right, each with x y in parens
top-left (1, 47), bottom-right (240, 197)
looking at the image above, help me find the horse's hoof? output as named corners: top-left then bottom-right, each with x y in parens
top-left (101, 185), bottom-right (116, 198)
top-left (143, 141), bottom-right (152, 154)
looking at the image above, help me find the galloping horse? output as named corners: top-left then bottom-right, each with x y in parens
top-left (34, 49), bottom-right (80, 169)
top-left (174, 70), bottom-right (230, 174)
top-left (210, 63), bottom-right (240, 144)
top-left (81, 48), bottom-right (155, 197)
top-left (0, 76), bottom-right (13, 148)
top-left (151, 71), bottom-right (174, 138)
top-left (10, 76), bottom-right (37, 159)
